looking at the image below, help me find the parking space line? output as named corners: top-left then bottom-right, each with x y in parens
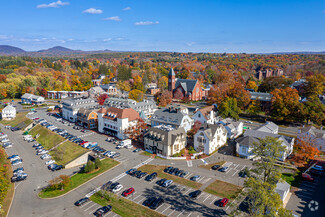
top-left (184, 188), bottom-right (192, 195)
top-left (231, 170), bottom-right (238, 176)
top-left (197, 176), bottom-right (205, 183)
top-left (225, 168), bottom-right (232, 174)
top-left (161, 205), bottom-right (171, 214)
top-left (184, 173), bottom-right (192, 179)
top-left (203, 194), bottom-right (211, 203)
top-left (201, 177), bottom-right (211, 184)
top-left (89, 206), bottom-right (101, 215)
top-left (168, 209), bottom-right (176, 216)
top-left (187, 160), bottom-right (193, 167)
top-left (186, 212), bottom-right (192, 217)
top-left (176, 210), bottom-right (184, 217)
top-left (102, 212), bottom-right (112, 217)
top-left (234, 164), bottom-right (239, 170)
top-left (210, 196), bottom-right (217, 204)
top-left (133, 194), bottom-right (141, 201)
top-left (137, 197), bottom-right (146, 204)
top-left (301, 191), bottom-right (314, 195)
top-left (84, 203), bottom-right (96, 211)
top-left (113, 214), bottom-right (118, 217)
top-left (197, 192), bottom-right (205, 200)
top-left (80, 201), bottom-right (92, 208)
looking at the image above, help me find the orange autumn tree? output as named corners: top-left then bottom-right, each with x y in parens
top-left (295, 134), bottom-right (321, 161)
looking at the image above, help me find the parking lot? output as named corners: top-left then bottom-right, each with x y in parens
top-left (76, 200), bottom-right (122, 217)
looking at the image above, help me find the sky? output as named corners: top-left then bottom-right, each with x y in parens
top-left (0, 0), bottom-right (325, 53)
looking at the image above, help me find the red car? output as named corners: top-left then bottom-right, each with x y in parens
top-left (122, 187), bottom-right (135, 197)
top-left (219, 198), bottom-right (229, 207)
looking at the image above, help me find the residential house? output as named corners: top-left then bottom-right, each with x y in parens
top-left (194, 124), bottom-right (227, 155)
top-left (168, 68), bottom-right (207, 101)
top-left (218, 118), bottom-right (243, 139)
top-left (100, 84), bottom-right (118, 95)
top-left (1, 105), bottom-right (16, 120)
top-left (88, 86), bottom-right (105, 98)
top-left (21, 93), bottom-right (45, 105)
top-left (104, 97), bottom-right (157, 116)
top-left (62, 98), bottom-right (98, 122)
top-left (236, 129), bottom-right (294, 161)
top-left (275, 180), bottom-right (291, 203)
top-left (255, 121), bottom-right (279, 134)
top-left (192, 105), bottom-right (218, 124)
top-left (76, 108), bottom-right (98, 130)
top-left (144, 125), bottom-right (186, 157)
top-left (151, 104), bottom-right (193, 132)
top-left (97, 107), bottom-right (140, 139)
top-left (299, 126), bottom-right (325, 152)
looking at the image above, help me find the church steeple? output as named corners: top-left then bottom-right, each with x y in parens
top-left (168, 68), bottom-right (176, 91)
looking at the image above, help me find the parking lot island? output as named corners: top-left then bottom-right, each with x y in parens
top-left (39, 158), bottom-right (119, 198)
top-left (29, 125), bottom-right (65, 150)
top-left (204, 179), bottom-right (243, 199)
top-left (91, 191), bottom-right (166, 217)
top-left (138, 164), bottom-right (203, 189)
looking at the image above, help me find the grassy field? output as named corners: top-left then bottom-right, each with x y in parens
top-left (0, 148), bottom-right (14, 217)
top-left (49, 141), bottom-right (88, 166)
top-left (39, 158), bottom-right (119, 198)
top-left (140, 151), bottom-right (166, 160)
top-left (91, 191), bottom-right (166, 217)
top-left (204, 179), bottom-right (242, 199)
top-left (0, 112), bottom-right (33, 129)
top-left (138, 165), bottom-right (202, 189)
top-left (199, 161), bottom-right (226, 170)
top-left (29, 125), bottom-right (65, 150)
top-left (282, 172), bottom-right (302, 188)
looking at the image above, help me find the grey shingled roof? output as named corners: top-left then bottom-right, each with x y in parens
top-left (174, 79), bottom-right (198, 93)
top-left (198, 124), bottom-right (227, 141)
top-left (275, 181), bottom-right (290, 201)
top-left (244, 129), bottom-right (292, 148)
top-left (151, 105), bottom-right (187, 126)
top-left (236, 135), bottom-right (260, 147)
top-left (255, 121), bottom-right (278, 133)
top-left (144, 126), bottom-right (186, 146)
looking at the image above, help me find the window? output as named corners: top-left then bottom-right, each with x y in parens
top-left (198, 114), bottom-right (201, 118)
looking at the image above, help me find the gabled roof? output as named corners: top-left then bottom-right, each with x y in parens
top-left (244, 129), bottom-right (293, 148)
top-left (196, 106), bottom-right (216, 120)
top-left (255, 121), bottom-right (278, 134)
top-left (275, 180), bottom-right (290, 201)
top-left (144, 125), bottom-right (186, 146)
top-left (236, 135), bottom-right (259, 147)
top-left (102, 107), bottom-right (139, 121)
top-left (175, 79), bottom-right (198, 93)
top-left (197, 124), bottom-right (227, 141)
top-left (151, 105), bottom-right (188, 126)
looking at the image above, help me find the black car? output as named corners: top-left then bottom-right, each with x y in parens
top-left (49, 164), bottom-right (63, 171)
top-left (126, 168), bottom-right (137, 175)
top-left (164, 167), bottom-right (173, 173)
top-left (13, 167), bottom-right (24, 174)
top-left (156, 178), bottom-right (167, 186)
top-left (137, 172), bottom-right (147, 179)
top-left (179, 171), bottom-right (188, 178)
top-left (211, 165), bottom-right (221, 170)
top-left (143, 197), bottom-right (157, 207)
top-left (74, 197), bottom-right (89, 206)
top-left (168, 167), bottom-right (176, 174)
top-left (94, 205), bottom-right (112, 217)
top-left (175, 169), bottom-right (183, 176)
top-left (133, 170), bottom-right (142, 177)
top-left (145, 172), bottom-right (157, 181)
top-left (11, 127), bottom-right (21, 131)
top-left (310, 169), bottom-right (324, 177)
top-left (173, 168), bottom-right (179, 175)
top-left (189, 190), bottom-right (202, 199)
top-left (11, 174), bottom-right (27, 182)
top-left (109, 182), bottom-right (120, 191)
top-left (149, 197), bottom-right (164, 209)
top-left (111, 153), bottom-right (120, 159)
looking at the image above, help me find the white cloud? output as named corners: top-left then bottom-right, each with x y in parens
top-left (186, 42), bottom-right (196, 46)
top-left (37, 0), bottom-right (69, 9)
top-left (135, 21), bottom-right (159, 26)
top-left (123, 7), bottom-right (131, 11)
top-left (83, 8), bottom-right (103, 14)
top-left (103, 16), bottom-right (121, 21)
top-left (103, 38), bottom-right (112, 42)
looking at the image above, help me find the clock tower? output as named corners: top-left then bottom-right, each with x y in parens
top-left (168, 68), bottom-right (176, 92)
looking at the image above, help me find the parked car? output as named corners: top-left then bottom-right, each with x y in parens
top-left (126, 168), bottom-right (137, 175)
top-left (109, 182), bottom-right (120, 191)
top-left (219, 198), bottom-right (229, 207)
top-left (11, 159), bottom-right (23, 166)
top-left (245, 121), bottom-right (253, 124)
top-left (111, 153), bottom-right (120, 159)
top-left (190, 175), bottom-right (201, 181)
top-left (143, 197), bottom-right (157, 207)
top-left (9, 155), bottom-right (20, 161)
top-left (2, 143), bottom-right (12, 148)
top-left (149, 197), bottom-right (164, 210)
top-left (13, 167), bottom-right (24, 174)
top-left (162, 180), bottom-right (173, 187)
top-left (239, 168), bottom-right (251, 178)
top-left (164, 167), bottom-right (173, 173)
top-left (156, 178), bottom-right (167, 186)
top-left (122, 187), bottom-right (135, 197)
top-left (74, 197), bottom-right (89, 206)
top-left (145, 172), bottom-right (157, 181)
top-left (310, 169), bottom-right (324, 177)
top-left (219, 167), bottom-right (229, 172)
top-left (133, 148), bottom-right (142, 153)
top-left (93, 205), bottom-right (112, 217)
top-left (11, 173), bottom-right (27, 182)
top-left (179, 171), bottom-right (188, 178)
top-left (189, 190), bottom-right (202, 199)
top-left (112, 184), bottom-right (123, 193)
top-left (212, 164), bottom-right (221, 170)
top-left (8, 155), bottom-right (19, 160)
top-left (45, 160), bottom-right (55, 165)
top-left (136, 172), bottom-right (147, 179)
top-left (312, 165), bottom-right (323, 171)
top-left (133, 170), bottom-right (142, 177)
top-left (48, 164), bottom-right (63, 171)
top-left (40, 154), bottom-right (51, 160)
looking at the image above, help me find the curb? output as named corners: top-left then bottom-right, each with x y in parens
top-left (38, 160), bottom-right (121, 200)
top-left (5, 178), bottom-right (15, 217)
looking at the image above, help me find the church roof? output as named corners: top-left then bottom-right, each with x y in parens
top-left (168, 68), bottom-right (175, 76)
top-left (175, 79), bottom-right (198, 92)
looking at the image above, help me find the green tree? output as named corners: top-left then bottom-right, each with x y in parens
top-left (218, 97), bottom-right (241, 120)
top-left (246, 100), bottom-right (261, 115)
top-left (303, 96), bottom-right (325, 125)
top-left (129, 89), bottom-right (144, 102)
top-left (95, 158), bottom-right (102, 169)
top-left (7, 84), bottom-right (17, 98)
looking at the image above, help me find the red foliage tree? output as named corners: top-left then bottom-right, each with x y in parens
top-left (97, 93), bottom-right (109, 105)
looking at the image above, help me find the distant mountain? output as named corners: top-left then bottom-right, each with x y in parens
top-left (38, 46), bottom-right (75, 53)
top-left (268, 51), bottom-right (325, 55)
top-left (0, 45), bottom-right (26, 54)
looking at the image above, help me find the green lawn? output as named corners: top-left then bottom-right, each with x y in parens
top-left (282, 172), bottom-right (302, 188)
top-left (0, 112), bottom-right (33, 129)
top-left (29, 125), bottom-right (65, 150)
top-left (39, 158), bottom-right (119, 198)
top-left (138, 164), bottom-right (202, 189)
top-left (204, 179), bottom-right (242, 199)
top-left (49, 141), bottom-right (88, 166)
top-left (90, 191), bottom-right (166, 217)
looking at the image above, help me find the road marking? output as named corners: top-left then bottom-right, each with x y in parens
top-left (197, 192), bottom-right (204, 199)
top-left (79, 201), bottom-right (91, 208)
top-left (210, 196), bottom-right (217, 204)
top-left (197, 176), bottom-right (205, 183)
top-left (186, 212), bottom-right (192, 217)
top-left (234, 164), bottom-right (239, 170)
top-left (201, 177), bottom-right (211, 184)
top-left (84, 203), bottom-right (96, 211)
top-left (225, 168), bottom-right (232, 174)
top-left (184, 172), bottom-right (192, 179)
top-left (184, 188), bottom-right (192, 195)
top-left (232, 170), bottom-right (238, 176)
top-left (168, 209), bottom-right (176, 216)
top-left (137, 197), bottom-right (146, 204)
top-left (161, 205), bottom-right (171, 214)
top-left (89, 206), bottom-right (101, 215)
top-left (176, 210), bottom-right (184, 217)
top-left (14, 182), bottom-right (22, 189)
top-left (133, 194), bottom-right (141, 201)
top-left (203, 194), bottom-right (211, 202)
top-left (187, 160), bottom-right (192, 167)
top-left (113, 214), bottom-right (118, 217)
top-left (102, 212), bottom-right (111, 217)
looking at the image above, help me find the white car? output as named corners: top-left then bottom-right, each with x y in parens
top-left (104, 151), bottom-right (115, 157)
top-left (45, 160), bottom-right (55, 165)
top-left (1, 138), bottom-right (10, 143)
top-left (245, 121), bottom-right (253, 124)
top-left (41, 154), bottom-right (51, 160)
top-left (38, 150), bottom-right (49, 155)
top-left (112, 184), bottom-right (123, 193)
top-left (10, 156), bottom-right (21, 161)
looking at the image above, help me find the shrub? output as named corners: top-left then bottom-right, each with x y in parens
top-left (95, 158), bottom-right (101, 169)
top-left (84, 161), bottom-right (95, 173)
